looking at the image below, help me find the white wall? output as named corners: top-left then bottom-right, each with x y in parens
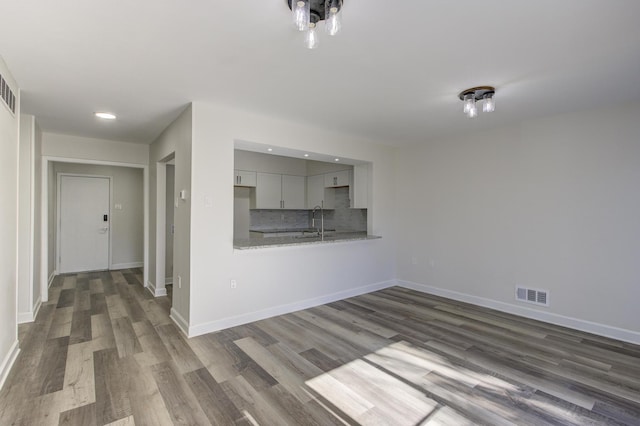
top-left (148, 105), bottom-right (191, 327)
top-left (52, 162), bottom-right (144, 269)
top-left (42, 133), bottom-right (148, 164)
top-left (395, 101), bottom-right (640, 343)
top-left (187, 102), bottom-right (396, 336)
top-left (235, 150), bottom-right (307, 176)
top-left (17, 115), bottom-right (42, 323)
top-left (0, 56), bottom-right (20, 389)
top-left (33, 120), bottom-right (42, 316)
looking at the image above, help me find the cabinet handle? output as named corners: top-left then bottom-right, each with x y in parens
top-left (239, 175), bottom-right (242, 185)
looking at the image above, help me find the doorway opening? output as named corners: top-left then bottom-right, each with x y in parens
top-left (41, 158), bottom-right (149, 303)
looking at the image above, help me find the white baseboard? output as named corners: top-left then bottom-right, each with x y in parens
top-left (398, 280), bottom-right (640, 345)
top-left (48, 271), bottom-right (56, 288)
top-left (17, 312), bottom-right (33, 324)
top-left (187, 280), bottom-right (396, 338)
top-left (171, 308), bottom-right (189, 337)
top-left (110, 262), bottom-right (144, 270)
top-left (0, 341), bottom-right (20, 391)
top-left (165, 277), bottom-right (173, 285)
top-left (17, 295), bottom-right (42, 324)
top-left (146, 280), bottom-right (167, 297)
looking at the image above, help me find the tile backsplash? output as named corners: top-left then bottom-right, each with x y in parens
top-left (250, 187), bottom-right (367, 232)
top-left (250, 209), bottom-right (309, 230)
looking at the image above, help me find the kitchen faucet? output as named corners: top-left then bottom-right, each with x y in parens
top-left (311, 202), bottom-right (324, 241)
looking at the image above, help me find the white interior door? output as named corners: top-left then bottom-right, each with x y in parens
top-left (59, 175), bottom-right (110, 273)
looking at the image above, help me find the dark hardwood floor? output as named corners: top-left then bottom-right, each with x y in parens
top-left (1, 269), bottom-right (639, 425)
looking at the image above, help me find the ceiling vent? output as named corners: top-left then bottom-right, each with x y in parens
top-left (515, 286), bottom-right (549, 307)
top-left (0, 73), bottom-right (16, 115)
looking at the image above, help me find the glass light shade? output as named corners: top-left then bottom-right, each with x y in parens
top-left (305, 23), bottom-right (319, 49)
top-left (483, 94), bottom-right (495, 112)
top-left (467, 102), bottom-right (478, 118)
top-left (463, 93), bottom-right (474, 114)
top-left (293, 0), bottom-right (310, 31)
top-left (325, 0), bottom-right (342, 36)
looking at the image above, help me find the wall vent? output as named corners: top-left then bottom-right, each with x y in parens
top-left (515, 286), bottom-right (549, 307)
top-left (0, 73), bottom-right (16, 115)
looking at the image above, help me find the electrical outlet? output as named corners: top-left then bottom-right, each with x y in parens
top-left (230, 279), bottom-right (237, 289)
top-left (177, 275), bottom-right (182, 289)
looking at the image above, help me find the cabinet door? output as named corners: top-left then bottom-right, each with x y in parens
top-left (324, 170), bottom-right (350, 187)
top-left (282, 175), bottom-right (306, 209)
top-left (306, 174), bottom-right (324, 209)
top-left (350, 164), bottom-right (368, 208)
top-left (255, 173), bottom-right (282, 209)
top-left (236, 170), bottom-right (256, 187)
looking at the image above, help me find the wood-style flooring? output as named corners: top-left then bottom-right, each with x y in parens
top-left (1, 269), bottom-right (639, 425)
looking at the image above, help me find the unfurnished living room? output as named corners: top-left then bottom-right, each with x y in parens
top-left (1, 1), bottom-right (639, 425)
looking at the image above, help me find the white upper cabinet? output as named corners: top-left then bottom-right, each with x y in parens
top-left (254, 172), bottom-right (306, 209)
top-left (324, 170), bottom-right (350, 188)
top-left (281, 175), bottom-right (306, 209)
top-left (350, 164), bottom-right (369, 209)
top-left (306, 174), bottom-right (336, 209)
top-left (234, 169), bottom-right (257, 187)
top-left (254, 173), bottom-right (282, 209)
top-left (306, 174), bottom-right (324, 209)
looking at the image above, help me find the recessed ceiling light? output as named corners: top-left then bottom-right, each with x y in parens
top-left (95, 112), bottom-right (116, 120)
top-left (303, 154), bottom-right (309, 157)
top-left (334, 158), bottom-right (340, 162)
top-left (267, 148), bottom-right (273, 152)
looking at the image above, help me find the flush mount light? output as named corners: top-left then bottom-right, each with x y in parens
top-left (287, 0), bottom-right (344, 49)
top-left (334, 158), bottom-right (340, 162)
top-left (95, 112), bottom-right (116, 120)
top-left (303, 154), bottom-right (310, 157)
top-left (267, 148), bottom-right (273, 152)
top-left (458, 86), bottom-right (495, 118)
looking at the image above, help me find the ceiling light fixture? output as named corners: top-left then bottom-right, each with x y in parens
top-left (287, 0), bottom-right (344, 49)
top-left (458, 86), bottom-right (495, 118)
top-left (95, 112), bottom-right (116, 120)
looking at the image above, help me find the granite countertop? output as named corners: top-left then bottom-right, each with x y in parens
top-left (249, 228), bottom-right (336, 233)
top-left (234, 231), bottom-right (381, 249)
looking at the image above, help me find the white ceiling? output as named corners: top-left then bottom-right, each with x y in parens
top-left (1, 0), bottom-right (640, 146)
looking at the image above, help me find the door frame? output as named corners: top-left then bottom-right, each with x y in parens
top-left (56, 173), bottom-right (113, 273)
top-left (152, 153), bottom-right (175, 298)
top-left (41, 156), bottom-right (149, 303)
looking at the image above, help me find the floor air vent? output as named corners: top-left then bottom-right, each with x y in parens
top-left (0, 73), bottom-right (16, 114)
top-left (515, 286), bottom-right (549, 307)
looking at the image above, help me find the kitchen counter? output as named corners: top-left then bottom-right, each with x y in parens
top-left (234, 231), bottom-right (380, 250)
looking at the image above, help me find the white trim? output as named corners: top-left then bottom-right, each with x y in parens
top-left (165, 277), bottom-right (173, 285)
top-left (187, 279), bottom-right (396, 338)
top-left (398, 280), bottom-right (640, 346)
top-left (17, 295), bottom-right (42, 324)
top-left (17, 312), bottom-right (33, 324)
top-left (146, 280), bottom-right (167, 298)
top-left (170, 307), bottom-right (189, 337)
top-left (110, 262), bottom-right (144, 270)
top-left (0, 341), bottom-right (20, 391)
top-left (48, 271), bottom-right (56, 288)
